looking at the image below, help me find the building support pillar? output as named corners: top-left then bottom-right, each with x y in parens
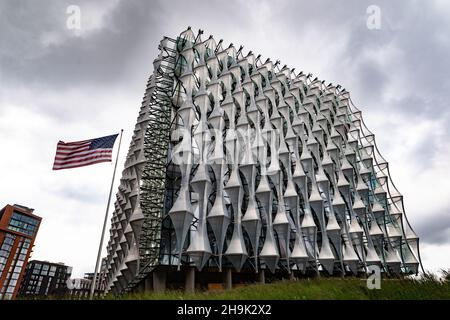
top-left (144, 276), bottom-right (153, 292)
top-left (258, 269), bottom-right (265, 284)
top-left (137, 280), bottom-right (145, 293)
top-left (152, 270), bottom-right (166, 293)
top-left (224, 268), bottom-right (232, 290)
top-left (289, 271), bottom-right (296, 281)
top-left (185, 267), bottom-right (196, 293)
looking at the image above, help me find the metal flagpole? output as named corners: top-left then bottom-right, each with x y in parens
top-left (89, 129), bottom-right (123, 300)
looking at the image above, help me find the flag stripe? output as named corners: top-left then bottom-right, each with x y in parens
top-left (53, 158), bottom-right (112, 169)
top-left (55, 146), bottom-right (91, 155)
top-left (53, 158), bottom-right (112, 170)
top-left (56, 142), bottom-right (91, 150)
top-left (57, 139), bottom-right (91, 145)
top-left (53, 151), bottom-right (112, 165)
top-left (54, 148), bottom-right (112, 160)
top-left (53, 154), bottom-right (112, 167)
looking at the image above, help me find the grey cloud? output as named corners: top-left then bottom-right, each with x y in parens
top-left (0, 0), bottom-right (254, 92)
top-left (353, 58), bottom-right (389, 102)
top-left (54, 185), bottom-right (105, 204)
top-left (416, 210), bottom-right (450, 245)
top-left (340, 1), bottom-right (450, 118)
top-left (318, 0), bottom-right (450, 166)
top-left (0, 0), bottom-right (165, 90)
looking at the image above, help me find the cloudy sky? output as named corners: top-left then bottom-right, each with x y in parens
top-left (1, 0), bottom-right (449, 277)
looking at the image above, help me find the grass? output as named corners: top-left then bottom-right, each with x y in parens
top-left (19, 271), bottom-right (450, 300)
top-left (105, 273), bottom-right (450, 300)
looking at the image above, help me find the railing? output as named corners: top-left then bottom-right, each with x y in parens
top-left (123, 37), bottom-right (179, 292)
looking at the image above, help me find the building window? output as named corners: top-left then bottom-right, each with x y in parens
top-left (23, 239), bottom-right (31, 249)
top-left (0, 234), bottom-right (16, 274)
top-left (8, 211), bottom-right (39, 236)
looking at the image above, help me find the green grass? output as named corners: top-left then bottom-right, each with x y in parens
top-left (19, 271), bottom-right (450, 300)
top-left (106, 275), bottom-right (450, 300)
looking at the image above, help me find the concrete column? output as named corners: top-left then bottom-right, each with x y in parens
top-left (185, 267), bottom-right (196, 293)
top-left (258, 269), bottom-right (265, 284)
top-left (224, 268), bottom-right (232, 290)
top-left (153, 270), bottom-right (166, 293)
top-left (144, 276), bottom-right (153, 292)
top-left (138, 281), bottom-right (145, 293)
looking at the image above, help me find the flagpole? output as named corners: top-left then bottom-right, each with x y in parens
top-left (89, 129), bottom-right (123, 300)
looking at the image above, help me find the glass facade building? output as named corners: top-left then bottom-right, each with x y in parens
top-left (0, 204), bottom-right (42, 300)
top-left (67, 271), bottom-right (106, 298)
top-left (18, 260), bottom-right (72, 298)
top-left (102, 28), bottom-right (423, 295)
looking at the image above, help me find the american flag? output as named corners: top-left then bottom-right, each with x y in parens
top-left (52, 134), bottom-right (119, 170)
